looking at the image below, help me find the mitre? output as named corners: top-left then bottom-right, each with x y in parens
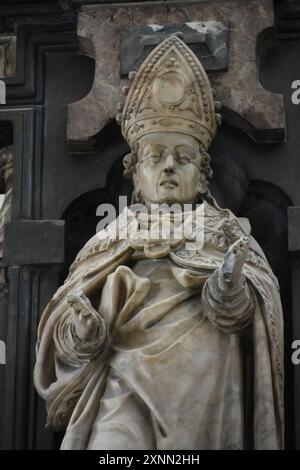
top-left (118, 34), bottom-right (221, 150)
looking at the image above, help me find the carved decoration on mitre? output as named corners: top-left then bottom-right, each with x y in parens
top-left (119, 35), bottom-right (220, 150)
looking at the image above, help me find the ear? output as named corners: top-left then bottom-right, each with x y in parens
top-left (123, 152), bottom-right (137, 179)
top-left (197, 173), bottom-right (209, 196)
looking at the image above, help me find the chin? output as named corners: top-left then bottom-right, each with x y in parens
top-left (158, 192), bottom-right (197, 206)
top-left (157, 198), bottom-right (184, 206)
top-left (157, 190), bottom-right (181, 203)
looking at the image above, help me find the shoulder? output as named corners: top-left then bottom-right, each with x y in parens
top-left (70, 208), bottom-right (138, 269)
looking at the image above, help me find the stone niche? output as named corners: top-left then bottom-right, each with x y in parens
top-left (67, 0), bottom-right (285, 151)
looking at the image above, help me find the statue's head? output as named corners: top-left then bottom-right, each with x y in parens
top-left (130, 132), bottom-right (211, 206)
top-left (118, 35), bottom-right (221, 207)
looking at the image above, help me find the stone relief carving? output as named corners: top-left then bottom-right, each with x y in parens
top-left (0, 36), bottom-right (16, 77)
top-left (0, 146), bottom-right (13, 283)
top-left (35, 36), bottom-right (284, 450)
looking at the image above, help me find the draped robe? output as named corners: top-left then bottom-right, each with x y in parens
top-left (34, 201), bottom-right (284, 450)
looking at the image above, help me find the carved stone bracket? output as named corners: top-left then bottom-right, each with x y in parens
top-left (3, 220), bottom-right (65, 266)
top-left (67, 0), bottom-right (285, 150)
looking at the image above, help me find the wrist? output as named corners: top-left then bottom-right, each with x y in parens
top-left (219, 268), bottom-right (246, 293)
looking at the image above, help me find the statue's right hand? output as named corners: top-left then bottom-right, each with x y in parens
top-left (221, 236), bottom-right (249, 287)
top-left (67, 291), bottom-right (106, 343)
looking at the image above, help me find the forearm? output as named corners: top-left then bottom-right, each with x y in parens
top-left (202, 267), bottom-right (254, 334)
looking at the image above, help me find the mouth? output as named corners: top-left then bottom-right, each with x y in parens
top-left (160, 179), bottom-right (179, 189)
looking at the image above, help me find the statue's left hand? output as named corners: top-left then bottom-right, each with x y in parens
top-left (221, 236), bottom-right (249, 287)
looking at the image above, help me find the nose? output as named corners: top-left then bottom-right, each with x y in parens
top-left (163, 153), bottom-right (176, 175)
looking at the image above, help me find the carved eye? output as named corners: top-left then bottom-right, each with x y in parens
top-left (177, 153), bottom-right (192, 164)
top-left (147, 154), bottom-right (161, 164)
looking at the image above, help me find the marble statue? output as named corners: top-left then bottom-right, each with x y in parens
top-left (34, 36), bottom-right (284, 450)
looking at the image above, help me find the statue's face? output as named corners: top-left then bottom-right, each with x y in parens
top-left (135, 133), bottom-right (202, 206)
